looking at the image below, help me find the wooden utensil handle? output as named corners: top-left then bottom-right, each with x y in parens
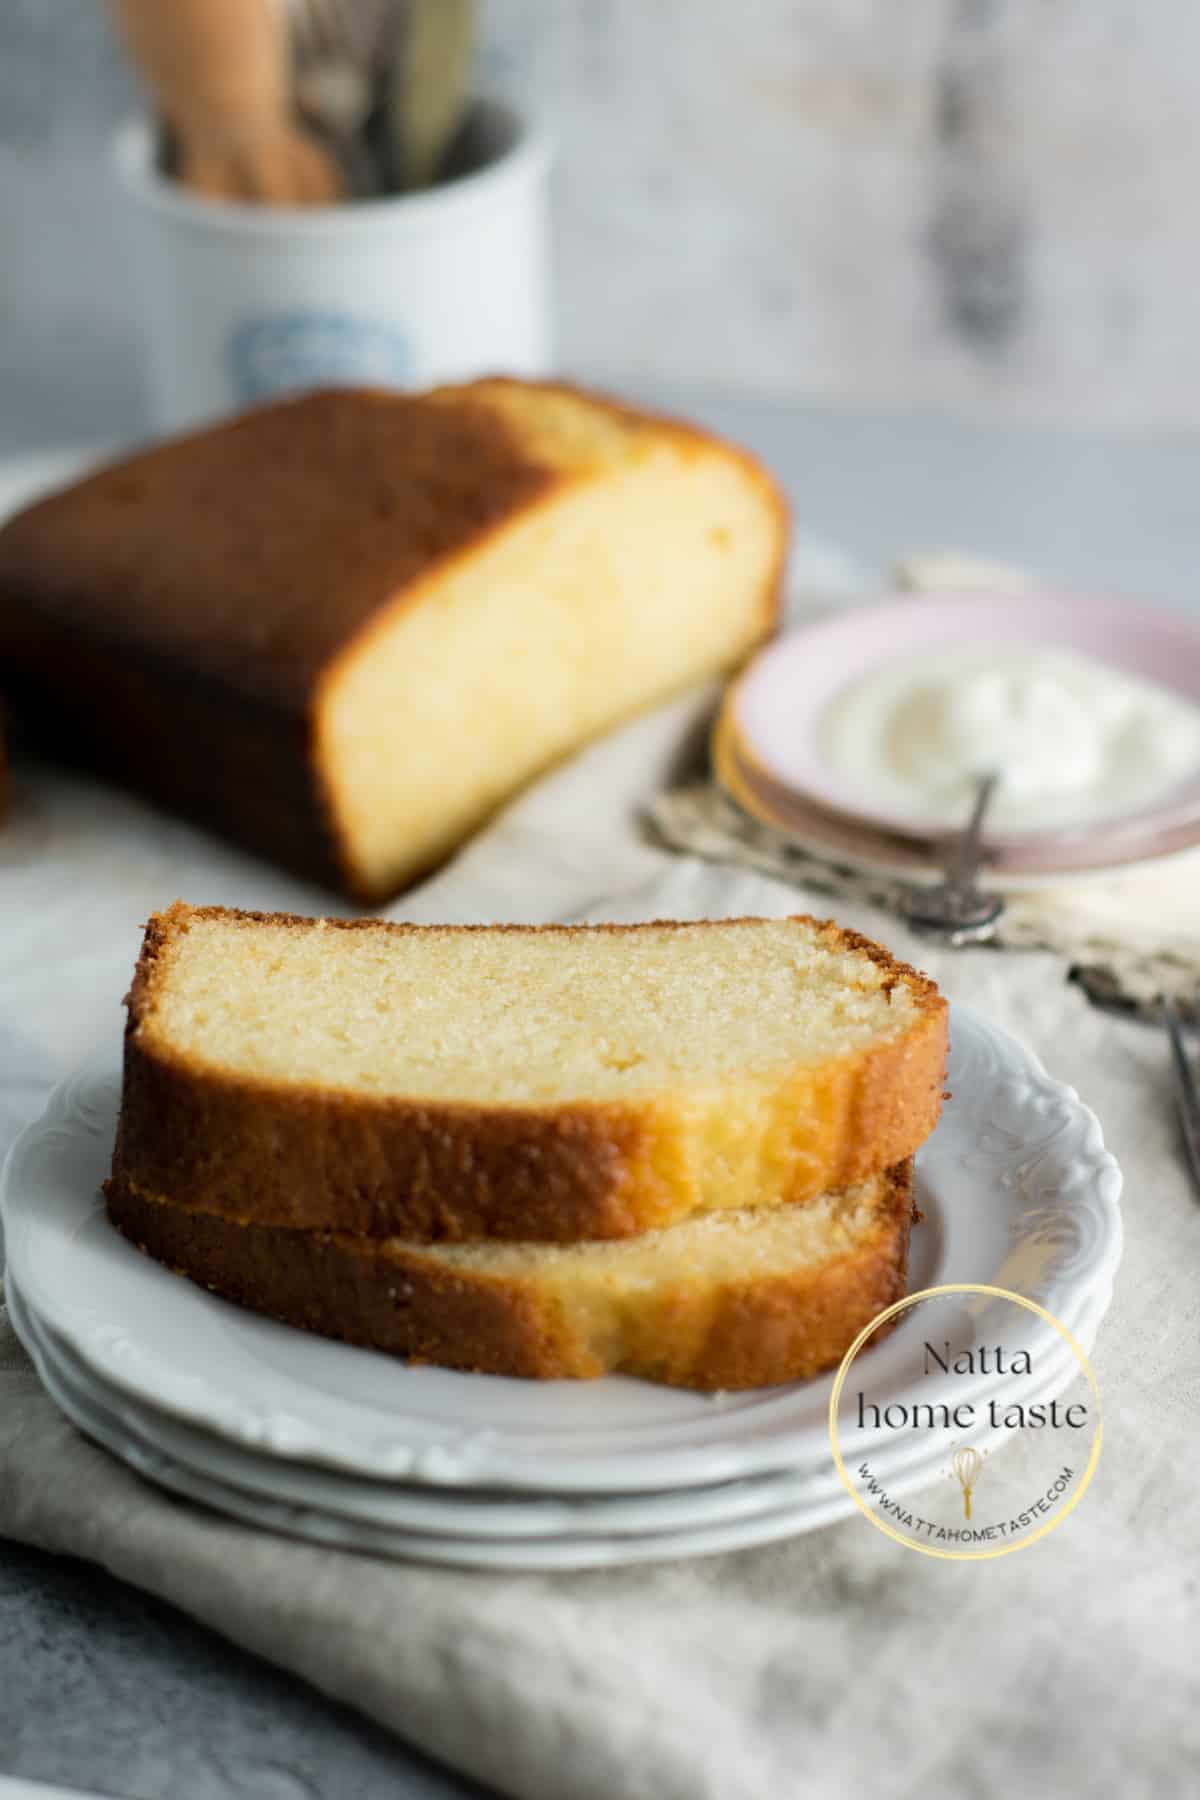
top-left (111, 0), bottom-right (292, 140)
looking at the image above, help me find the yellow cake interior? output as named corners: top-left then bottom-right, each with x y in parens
top-left (142, 914), bottom-right (920, 1104)
top-left (317, 386), bottom-right (782, 899)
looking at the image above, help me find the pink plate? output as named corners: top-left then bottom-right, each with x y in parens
top-left (715, 710), bottom-right (1200, 885)
top-left (729, 589), bottom-right (1200, 853)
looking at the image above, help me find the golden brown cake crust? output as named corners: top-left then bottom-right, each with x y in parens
top-left (0, 387), bottom-right (551, 711)
top-left (104, 1162), bottom-right (916, 1389)
top-left (0, 385), bottom-right (789, 701)
top-left (0, 380), bottom-right (787, 897)
top-left (114, 903), bottom-right (948, 1245)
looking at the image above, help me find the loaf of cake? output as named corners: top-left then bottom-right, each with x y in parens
top-left (0, 380), bottom-right (787, 900)
top-left (107, 1161), bottom-right (916, 1389)
top-left (112, 903), bottom-right (948, 1244)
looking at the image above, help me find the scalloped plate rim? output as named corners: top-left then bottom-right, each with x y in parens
top-left (8, 1272), bottom-right (1111, 1569)
top-left (0, 1006), bottom-right (1123, 1493)
top-left (8, 1269), bottom-right (1106, 1538)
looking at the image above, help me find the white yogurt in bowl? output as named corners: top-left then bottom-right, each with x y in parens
top-left (729, 588), bottom-right (1200, 858)
top-left (819, 643), bottom-right (1200, 832)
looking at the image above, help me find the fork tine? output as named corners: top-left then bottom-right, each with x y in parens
top-left (288, 0), bottom-right (334, 61)
top-left (327, 0), bottom-right (356, 43)
top-left (312, 0), bottom-right (340, 59)
top-left (285, 0), bottom-right (308, 58)
top-left (329, 0), bottom-right (380, 61)
top-left (1173, 991), bottom-right (1200, 1031)
top-left (1162, 998), bottom-right (1200, 1201)
top-left (285, 0), bottom-right (310, 59)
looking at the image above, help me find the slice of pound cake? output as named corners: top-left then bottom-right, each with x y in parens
top-left (106, 1163), bottom-right (917, 1389)
top-left (112, 904), bottom-right (947, 1243)
top-left (0, 379), bottom-right (786, 900)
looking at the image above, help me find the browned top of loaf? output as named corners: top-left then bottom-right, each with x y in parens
top-left (0, 379), bottom-right (780, 715)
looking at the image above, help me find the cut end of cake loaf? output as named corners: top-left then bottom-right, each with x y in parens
top-left (316, 379), bottom-right (787, 899)
top-left (106, 1162), bottom-right (917, 1388)
top-left (116, 904), bottom-right (947, 1243)
top-left (0, 380), bottom-right (786, 901)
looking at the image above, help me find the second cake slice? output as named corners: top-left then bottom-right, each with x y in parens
top-left (113, 904), bottom-right (947, 1243)
top-left (107, 1163), bottom-right (917, 1388)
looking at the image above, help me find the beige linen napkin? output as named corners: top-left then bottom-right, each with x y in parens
top-left (2, 688), bottom-right (1199, 1799)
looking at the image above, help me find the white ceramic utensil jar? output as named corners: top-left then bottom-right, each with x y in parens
top-left (113, 97), bottom-right (553, 430)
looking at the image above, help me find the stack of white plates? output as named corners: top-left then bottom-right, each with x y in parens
top-left (1, 1007), bottom-right (1122, 1571)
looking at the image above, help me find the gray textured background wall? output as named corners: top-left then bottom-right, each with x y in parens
top-left (2, 1), bottom-right (1198, 438)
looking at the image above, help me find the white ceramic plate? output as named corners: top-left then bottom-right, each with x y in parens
top-left (9, 1268), bottom-right (1097, 1542)
top-left (9, 1276), bottom-right (823, 1539)
top-left (9, 1275), bottom-right (1106, 1570)
top-left (0, 1010), bottom-right (1122, 1494)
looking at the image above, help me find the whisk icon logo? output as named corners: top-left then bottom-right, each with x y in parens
top-left (951, 1446), bottom-right (982, 1520)
top-left (828, 1284), bottom-right (1103, 1560)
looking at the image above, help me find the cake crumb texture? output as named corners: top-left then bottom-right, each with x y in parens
top-left (114, 903), bottom-right (948, 1243)
top-left (105, 1161), bottom-right (917, 1389)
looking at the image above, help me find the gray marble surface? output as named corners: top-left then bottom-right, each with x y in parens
top-left (6, 1), bottom-right (1200, 429)
top-left (0, 1545), bottom-right (490, 1800)
top-left (4, 341), bottom-right (1200, 615)
top-left (3, 370), bottom-right (1200, 1800)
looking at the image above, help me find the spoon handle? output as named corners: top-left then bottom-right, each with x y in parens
top-left (947, 771), bottom-right (1000, 888)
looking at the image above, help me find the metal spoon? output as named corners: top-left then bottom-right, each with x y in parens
top-left (901, 771), bottom-right (1006, 945)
